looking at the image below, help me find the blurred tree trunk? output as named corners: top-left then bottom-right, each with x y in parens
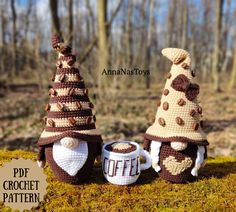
top-left (229, 12), bottom-right (236, 90)
top-left (0, 2), bottom-right (6, 46)
top-left (167, 0), bottom-right (176, 46)
top-left (86, 0), bottom-right (95, 39)
top-left (125, 0), bottom-right (133, 66)
top-left (24, 0), bottom-right (33, 39)
top-left (202, 0), bottom-right (211, 81)
top-left (177, 0), bottom-right (183, 46)
top-left (212, 0), bottom-right (223, 92)
top-left (67, 0), bottom-right (73, 45)
top-left (97, 0), bottom-right (108, 89)
top-left (181, 0), bottom-right (188, 49)
top-left (49, 0), bottom-right (62, 38)
top-left (229, 50), bottom-right (236, 90)
top-left (11, 0), bottom-right (17, 75)
top-left (145, 0), bottom-right (155, 89)
top-left (0, 1), bottom-right (6, 74)
top-left (221, 0), bottom-right (231, 73)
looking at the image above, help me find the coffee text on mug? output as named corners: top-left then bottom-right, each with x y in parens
top-left (103, 156), bottom-right (140, 177)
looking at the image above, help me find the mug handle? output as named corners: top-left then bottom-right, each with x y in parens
top-left (140, 149), bottom-right (152, 171)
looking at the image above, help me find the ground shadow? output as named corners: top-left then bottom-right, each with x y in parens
top-left (204, 118), bottom-right (236, 133)
top-left (199, 160), bottom-right (236, 179)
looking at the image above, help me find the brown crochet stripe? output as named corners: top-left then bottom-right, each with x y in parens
top-left (144, 133), bottom-right (209, 146)
top-left (38, 131), bottom-right (102, 145)
top-left (50, 95), bottom-right (89, 103)
top-left (47, 110), bottom-right (92, 118)
top-left (45, 123), bottom-right (96, 131)
top-left (53, 81), bottom-right (85, 89)
top-left (56, 68), bottom-right (80, 74)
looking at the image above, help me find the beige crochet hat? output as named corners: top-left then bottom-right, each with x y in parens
top-left (144, 48), bottom-right (208, 146)
top-left (37, 34), bottom-right (102, 146)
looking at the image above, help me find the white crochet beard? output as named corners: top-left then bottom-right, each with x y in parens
top-left (150, 141), bottom-right (205, 176)
top-left (150, 141), bottom-right (162, 172)
top-left (52, 137), bottom-right (88, 176)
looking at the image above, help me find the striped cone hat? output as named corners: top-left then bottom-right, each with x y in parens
top-left (38, 34), bottom-right (102, 146)
top-left (144, 48), bottom-right (208, 146)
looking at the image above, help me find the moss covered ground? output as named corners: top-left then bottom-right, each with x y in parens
top-left (0, 150), bottom-right (236, 212)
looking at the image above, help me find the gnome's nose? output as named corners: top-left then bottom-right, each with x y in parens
top-left (170, 141), bottom-right (188, 151)
top-left (60, 137), bottom-right (79, 149)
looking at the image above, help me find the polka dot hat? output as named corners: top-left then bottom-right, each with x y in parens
top-left (144, 48), bottom-right (208, 146)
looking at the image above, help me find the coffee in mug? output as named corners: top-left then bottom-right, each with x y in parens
top-left (102, 141), bottom-right (152, 185)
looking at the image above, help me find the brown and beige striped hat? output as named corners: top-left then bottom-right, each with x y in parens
top-left (37, 34), bottom-right (102, 146)
top-left (145, 48), bottom-right (208, 146)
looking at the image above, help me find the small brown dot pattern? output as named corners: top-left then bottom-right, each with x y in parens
top-left (158, 118), bottom-right (166, 127)
top-left (76, 101), bottom-right (82, 109)
top-left (157, 100), bottom-right (161, 107)
top-left (86, 116), bottom-right (92, 124)
top-left (163, 89), bottom-right (169, 96)
top-left (198, 107), bottom-right (202, 114)
top-left (45, 104), bottom-right (50, 111)
top-left (68, 117), bottom-right (76, 126)
top-left (193, 123), bottom-right (199, 131)
top-left (166, 72), bottom-right (172, 79)
top-left (56, 103), bottom-right (64, 111)
top-left (89, 102), bottom-right (94, 108)
top-left (42, 116), bottom-right (47, 125)
top-left (49, 88), bottom-right (57, 96)
top-left (177, 98), bottom-right (186, 106)
top-left (163, 102), bottom-right (169, 111)
top-left (68, 88), bottom-right (75, 96)
top-left (181, 63), bottom-right (189, 69)
top-left (58, 74), bottom-right (65, 82)
top-left (48, 119), bottom-right (55, 127)
top-left (176, 117), bottom-right (184, 126)
top-left (190, 109), bottom-right (196, 117)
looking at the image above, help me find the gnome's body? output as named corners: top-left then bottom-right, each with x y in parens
top-left (37, 35), bottom-right (102, 184)
top-left (144, 48), bottom-right (208, 183)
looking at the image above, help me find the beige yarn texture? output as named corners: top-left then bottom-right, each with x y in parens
top-left (146, 48), bottom-right (207, 144)
top-left (163, 156), bottom-right (192, 175)
top-left (161, 48), bottom-right (191, 65)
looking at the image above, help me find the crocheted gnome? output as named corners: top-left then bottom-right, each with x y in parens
top-left (37, 34), bottom-right (103, 184)
top-left (144, 48), bottom-right (208, 183)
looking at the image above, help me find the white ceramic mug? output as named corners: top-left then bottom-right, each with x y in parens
top-left (102, 141), bottom-right (152, 185)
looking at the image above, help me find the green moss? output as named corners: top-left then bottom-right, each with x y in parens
top-left (0, 150), bottom-right (236, 211)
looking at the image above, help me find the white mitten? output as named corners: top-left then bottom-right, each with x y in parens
top-left (60, 137), bottom-right (79, 149)
top-left (170, 141), bottom-right (187, 151)
top-left (37, 160), bottom-right (45, 168)
top-left (191, 146), bottom-right (205, 176)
